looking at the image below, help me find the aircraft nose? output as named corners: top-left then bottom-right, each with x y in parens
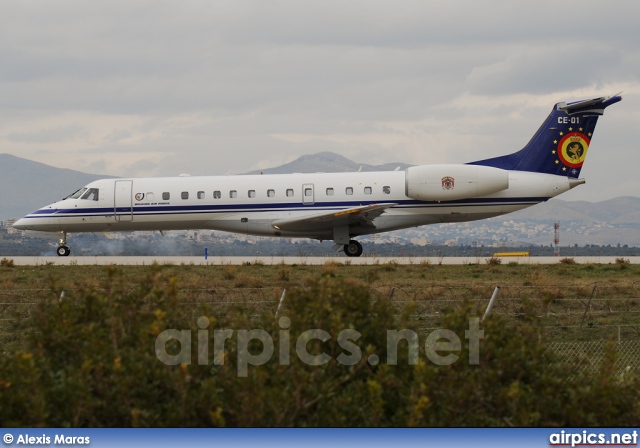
top-left (12, 218), bottom-right (29, 230)
top-left (13, 216), bottom-right (51, 231)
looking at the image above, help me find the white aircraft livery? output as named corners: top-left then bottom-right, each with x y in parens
top-left (14, 94), bottom-right (621, 257)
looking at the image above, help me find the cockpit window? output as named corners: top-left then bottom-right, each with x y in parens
top-left (65, 188), bottom-right (88, 199)
top-left (80, 188), bottom-right (99, 201)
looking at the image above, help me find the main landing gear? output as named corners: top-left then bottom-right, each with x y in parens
top-left (343, 240), bottom-right (363, 257)
top-left (57, 232), bottom-right (71, 257)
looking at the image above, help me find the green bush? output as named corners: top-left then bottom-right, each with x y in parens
top-left (0, 268), bottom-right (227, 426)
top-left (407, 310), bottom-right (640, 426)
top-left (0, 268), bottom-right (638, 427)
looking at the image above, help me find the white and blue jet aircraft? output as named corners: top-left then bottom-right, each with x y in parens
top-left (14, 94), bottom-right (621, 257)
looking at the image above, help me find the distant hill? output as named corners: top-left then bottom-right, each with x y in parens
top-left (245, 151), bottom-right (413, 174)
top-left (412, 196), bottom-right (640, 247)
top-left (512, 196), bottom-right (640, 225)
top-left (0, 154), bottom-right (114, 220)
top-left (498, 197), bottom-right (640, 246)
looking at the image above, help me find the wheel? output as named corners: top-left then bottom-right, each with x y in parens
top-left (57, 245), bottom-right (71, 257)
top-left (343, 240), bottom-right (363, 257)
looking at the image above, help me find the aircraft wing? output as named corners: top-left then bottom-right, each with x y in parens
top-left (271, 203), bottom-right (398, 232)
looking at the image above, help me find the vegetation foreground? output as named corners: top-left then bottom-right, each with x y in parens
top-left (1, 261), bottom-right (639, 426)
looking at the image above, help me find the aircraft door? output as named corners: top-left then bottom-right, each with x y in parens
top-left (302, 184), bottom-right (315, 205)
top-left (114, 180), bottom-right (133, 222)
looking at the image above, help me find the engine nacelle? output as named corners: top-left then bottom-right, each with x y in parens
top-left (405, 164), bottom-right (509, 201)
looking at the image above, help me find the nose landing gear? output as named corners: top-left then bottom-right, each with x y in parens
top-left (57, 233), bottom-right (70, 257)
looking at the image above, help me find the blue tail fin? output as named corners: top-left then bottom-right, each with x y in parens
top-left (469, 94), bottom-right (622, 178)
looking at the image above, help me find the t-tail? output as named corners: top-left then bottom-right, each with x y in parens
top-left (469, 94), bottom-right (622, 178)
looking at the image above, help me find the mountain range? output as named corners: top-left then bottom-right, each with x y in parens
top-left (511, 196), bottom-right (640, 225)
top-left (0, 154), bottom-right (115, 220)
top-left (437, 196), bottom-right (640, 247)
top-left (244, 151), bottom-right (413, 174)
top-left (1, 152), bottom-right (639, 246)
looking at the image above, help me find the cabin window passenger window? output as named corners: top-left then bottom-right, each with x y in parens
top-left (286, 189), bottom-right (294, 197)
top-left (181, 192), bottom-right (189, 200)
top-left (326, 188), bottom-right (334, 196)
top-left (162, 192), bottom-right (170, 200)
top-left (364, 187), bottom-right (372, 195)
top-left (147, 192), bottom-right (155, 201)
top-left (197, 191), bottom-right (205, 199)
top-left (214, 191), bottom-right (221, 199)
top-left (230, 190), bottom-right (237, 198)
top-left (383, 186), bottom-right (390, 194)
top-left (305, 188), bottom-right (312, 197)
top-left (267, 189), bottom-right (275, 197)
top-left (248, 190), bottom-right (256, 198)
top-left (346, 187), bottom-right (353, 195)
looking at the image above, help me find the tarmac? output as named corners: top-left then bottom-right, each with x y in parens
top-left (6, 256), bottom-right (640, 266)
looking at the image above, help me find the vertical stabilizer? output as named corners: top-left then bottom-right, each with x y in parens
top-left (469, 94), bottom-right (621, 178)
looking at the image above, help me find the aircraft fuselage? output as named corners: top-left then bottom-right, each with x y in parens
top-left (14, 170), bottom-right (574, 240)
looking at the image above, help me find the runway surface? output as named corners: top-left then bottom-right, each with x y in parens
top-left (7, 256), bottom-right (640, 266)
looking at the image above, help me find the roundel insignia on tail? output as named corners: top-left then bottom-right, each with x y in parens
top-left (557, 132), bottom-right (590, 168)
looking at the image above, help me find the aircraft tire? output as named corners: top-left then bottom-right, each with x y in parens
top-left (57, 245), bottom-right (71, 257)
top-left (344, 240), bottom-right (363, 257)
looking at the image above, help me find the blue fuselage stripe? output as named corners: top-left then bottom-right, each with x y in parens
top-left (23, 197), bottom-right (548, 219)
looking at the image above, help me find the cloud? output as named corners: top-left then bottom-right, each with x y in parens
top-left (7, 124), bottom-right (87, 144)
top-left (466, 44), bottom-right (625, 95)
top-left (0, 0), bottom-right (639, 201)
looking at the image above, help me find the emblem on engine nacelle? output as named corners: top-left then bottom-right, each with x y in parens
top-left (441, 176), bottom-right (455, 190)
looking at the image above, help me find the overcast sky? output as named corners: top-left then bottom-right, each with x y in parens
top-left (1, 0), bottom-right (639, 202)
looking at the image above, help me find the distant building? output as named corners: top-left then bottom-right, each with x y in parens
top-left (3, 218), bottom-right (19, 235)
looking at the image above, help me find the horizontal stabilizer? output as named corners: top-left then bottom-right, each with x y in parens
top-left (557, 94), bottom-right (622, 115)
